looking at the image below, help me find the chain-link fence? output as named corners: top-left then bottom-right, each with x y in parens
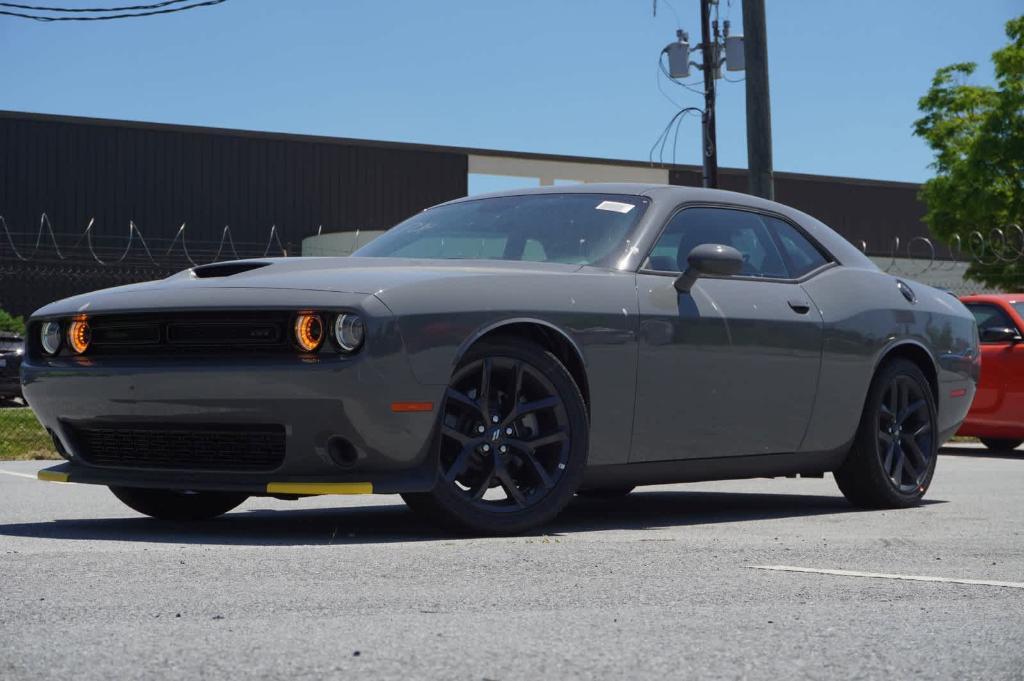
top-left (0, 401), bottom-right (58, 461)
top-left (0, 216), bottom-right (301, 317)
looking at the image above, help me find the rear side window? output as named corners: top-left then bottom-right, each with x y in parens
top-left (766, 217), bottom-right (830, 277)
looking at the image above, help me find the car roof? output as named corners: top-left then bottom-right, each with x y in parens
top-left (446, 182), bottom-right (770, 206)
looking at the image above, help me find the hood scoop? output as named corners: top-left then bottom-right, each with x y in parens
top-left (192, 262), bottom-right (271, 278)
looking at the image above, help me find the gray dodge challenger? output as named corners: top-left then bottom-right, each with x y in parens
top-left (23, 184), bottom-right (980, 534)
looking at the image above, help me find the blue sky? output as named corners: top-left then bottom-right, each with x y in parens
top-left (0, 0), bottom-right (1019, 186)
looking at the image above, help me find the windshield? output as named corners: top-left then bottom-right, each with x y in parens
top-left (1013, 302), bottom-right (1024, 320)
top-left (354, 193), bottom-right (649, 266)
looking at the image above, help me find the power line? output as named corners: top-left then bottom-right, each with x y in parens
top-left (653, 0), bottom-right (682, 29)
top-left (0, 1), bottom-right (190, 11)
top-left (655, 63), bottom-right (684, 109)
top-left (0, 0), bottom-right (225, 20)
top-left (649, 106), bottom-right (702, 165)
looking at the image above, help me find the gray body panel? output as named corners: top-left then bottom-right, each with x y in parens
top-left (632, 274), bottom-right (823, 461)
top-left (21, 184), bottom-right (979, 492)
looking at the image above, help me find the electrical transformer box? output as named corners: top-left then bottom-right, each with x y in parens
top-left (725, 35), bottom-right (745, 71)
top-left (665, 40), bottom-right (690, 79)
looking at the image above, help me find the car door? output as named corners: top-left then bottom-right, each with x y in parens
top-left (963, 301), bottom-right (1024, 426)
top-left (630, 206), bottom-right (826, 462)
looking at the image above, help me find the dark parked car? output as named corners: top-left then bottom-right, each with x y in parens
top-left (23, 185), bottom-right (979, 534)
top-left (0, 331), bottom-right (24, 402)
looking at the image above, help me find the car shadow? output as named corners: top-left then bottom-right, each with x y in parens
top-left (940, 444), bottom-right (1024, 460)
top-left (0, 490), bottom-right (946, 546)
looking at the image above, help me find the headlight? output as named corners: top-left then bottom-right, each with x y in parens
top-left (334, 314), bottom-right (365, 353)
top-left (294, 313), bottom-right (325, 352)
top-left (68, 318), bottom-right (91, 355)
top-left (40, 321), bottom-right (62, 355)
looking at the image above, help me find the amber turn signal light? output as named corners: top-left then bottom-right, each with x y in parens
top-left (67, 318), bottom-right (91, 355)
top-left (294, 313), bottom-right (324, 352)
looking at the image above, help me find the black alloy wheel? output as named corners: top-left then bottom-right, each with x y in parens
top-left (402, 339), bottom-right (588, 534)
top-left (876, 375), bottom-right (934, 493)
top-left (439, 356), bottom-right (570, 510)
top-left (835, 358), bottom-right (938, 509)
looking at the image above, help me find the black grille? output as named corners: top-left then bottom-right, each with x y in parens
top-left (70, 423), bottom-right (286, 471)
top-left (79, 311), bottom-right (293, 356)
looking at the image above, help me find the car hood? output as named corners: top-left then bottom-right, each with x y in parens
top-left (30, 257), bottom-right (584, 317)
top-left (163, 256), bottom-right (583, 294)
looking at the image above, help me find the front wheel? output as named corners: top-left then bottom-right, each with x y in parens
top-left (834, 358), bottom-right (937, 509)
top-left (402, 338), bottom-right (589, 535)
top-left (979, 438), bottom-right (1023, 452)
top-left (109, 487), bottom-right (248, 521)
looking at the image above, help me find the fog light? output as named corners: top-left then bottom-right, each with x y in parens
top-left (294, 313), bottom-right (324, 352)
top-left (334, 314), bottom-right (365, 353)
top-left (40, 321), bottom-right (62, 355)
top-left (68, 318), bottom-right (91, 355)
top-left (327, 436), bottom-right (359, 468)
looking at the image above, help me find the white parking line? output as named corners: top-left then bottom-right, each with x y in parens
top-left (746, 565), bottom-right (1024, 590)
top-left (0, 469), bottom-right (38, 480)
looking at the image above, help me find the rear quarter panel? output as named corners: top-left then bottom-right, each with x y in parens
top-left (800, 267), bottom-right (978, 453)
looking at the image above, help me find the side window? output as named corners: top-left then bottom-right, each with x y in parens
top-left (766, 217), bottom-right (830, 277)
top-left (967, 303), bottom-right (1018, 342)
top-left (643, 207), bottom-right (788, 278)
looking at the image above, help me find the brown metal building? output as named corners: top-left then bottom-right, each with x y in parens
top-left (0, 110), bottom-right (933, 316)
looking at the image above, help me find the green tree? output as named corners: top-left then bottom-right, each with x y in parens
top-left (914, 15), bottom-right (1024, 291)
top-left (0, 309), bottom-right (25, 335)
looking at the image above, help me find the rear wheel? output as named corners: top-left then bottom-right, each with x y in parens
top-left (402, 339), bottom-right (589, 535)
top-left (109, 487), bottom-right (248, 521)
top-left (834, 358), bottom-right (937, 509)
top-left (979, 438), bottom-right (1023, 452)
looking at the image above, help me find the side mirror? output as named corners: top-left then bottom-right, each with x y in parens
top-left (981, 326), bottom-right (1022, 343)
top-left (674, 243), bottom-right (744, 293)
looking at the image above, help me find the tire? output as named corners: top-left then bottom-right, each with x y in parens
top-left (979, 438), bottom-right (1023, 452)
top-left (834, 358), bottom-right (938, 509)
top-left (109, 486), bottom-right (248, 521)
top-left (577, 487), bottom-right (635, 499)
top-left (401, 338), bottom-right (589, 535)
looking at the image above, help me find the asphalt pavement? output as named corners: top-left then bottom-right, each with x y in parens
top-left (1, 445), bottom-right (1022, 680)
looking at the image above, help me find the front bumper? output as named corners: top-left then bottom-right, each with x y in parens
top-left (22, 351), bottom-right (443, 495)
top-left (36, 462), bottom-right (387, 495)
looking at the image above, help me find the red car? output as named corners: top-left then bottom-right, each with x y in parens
top-left (958, 294), bottom-right (1024, 451)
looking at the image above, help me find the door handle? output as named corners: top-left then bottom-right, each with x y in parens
top-left (788, 299), bottom-right (811, 314)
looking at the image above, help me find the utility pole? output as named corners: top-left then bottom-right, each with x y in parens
top-left (658, 0), bottom-right (744, 188)
top-left (742, 0), bottom-right (773, 199)
top-left (699, 0), bottom-right (718, 188)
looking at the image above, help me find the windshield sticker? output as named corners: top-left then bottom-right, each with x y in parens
top-left (595, 200), bottom-right (635, 214)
